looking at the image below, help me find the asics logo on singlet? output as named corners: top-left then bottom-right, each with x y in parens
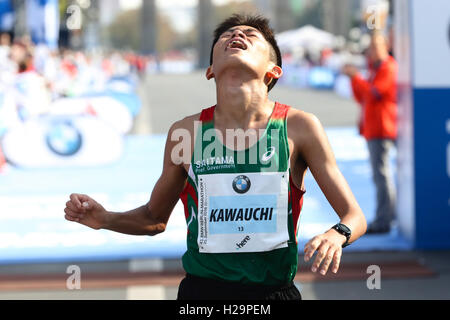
top-left (261, 147), bottom-right (276, 163)
top-left (232, 175), bottom-right (251, 194)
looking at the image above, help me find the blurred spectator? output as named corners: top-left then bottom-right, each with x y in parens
top-left (9, 40), bottom-right (34, 73)
top-left (9, 40), bottom-right (51, 118)
top-left (342, 31), bottom-right (398, 234)
top-left (0, 32), bottom-right (11, 60)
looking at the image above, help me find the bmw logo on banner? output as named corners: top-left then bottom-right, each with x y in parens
top-left (45, 120), bottom-right (83, 156)
top-left (232, 175), bottom-right (251, 194)
top-left (1, 115), bottom-right (124, 168)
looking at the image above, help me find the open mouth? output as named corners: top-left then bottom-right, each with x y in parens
top-left (226, 39), bottom-right (248, 50)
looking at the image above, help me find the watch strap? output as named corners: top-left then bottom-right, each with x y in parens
top-left (332, 223), bottom-right (351, 248)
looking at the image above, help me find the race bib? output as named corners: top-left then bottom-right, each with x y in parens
top-left (197, 172), bottom-right (289, 253)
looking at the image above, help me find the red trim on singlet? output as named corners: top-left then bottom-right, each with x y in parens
top-left (289, 177), bottom-right (305, 236)
top-left (179, 106), bottom-right (215, 233)
top-left (202, 103), bottom-right (289, 123)
top-left (272, 102), bottom-right (290, 120)
top-left (180, 192), bottom-right (189, 220)
top-left (180, 181), bottom-right (198, 235)
top-left (180, 181), bottom-right (198, 218)
top-left (281, 103), bottom-right (305, 237)
top-left (199, 105), bottom-right (216, 122)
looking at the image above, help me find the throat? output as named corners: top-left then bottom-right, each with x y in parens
top-left (213, 101), bottom-right (277, 151)
top-left (216, 82), bottom-right (269, 121)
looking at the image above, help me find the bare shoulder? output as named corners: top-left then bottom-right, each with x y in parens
top-left (286, 107), bottom-right (325, 143)
top-left (169, 112), bottom-right (202, 133)
top-left (164, 112), bottom-right (202, 168)
top-left (286, 107), bottom-right (335, 166)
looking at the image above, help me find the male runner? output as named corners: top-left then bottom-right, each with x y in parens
top-left (64, 14), bottom-right (367, 300)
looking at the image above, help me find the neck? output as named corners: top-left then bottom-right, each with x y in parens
top-left (214, 68), bottom-right (273, 129)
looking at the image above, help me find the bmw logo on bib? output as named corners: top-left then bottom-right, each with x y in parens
top-left (232, 175), bottom-right (251, 194)
top-left (45, 121), bottom-right (83, 156)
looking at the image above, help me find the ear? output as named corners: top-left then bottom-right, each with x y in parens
top-left (205, 66), bottom-right (215, 80)
top-left (264, 65), bottom-right (283, 87)
top-left (266, 66), bottom-right (283, 80)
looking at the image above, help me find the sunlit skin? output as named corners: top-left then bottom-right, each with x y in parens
top-left (65, 25), bottom-right (367, 276)
top-left (206, 26), bottom-right (282, 144)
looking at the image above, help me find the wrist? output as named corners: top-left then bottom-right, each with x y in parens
top-left (101, 211), bottom-right (113, 230)
top-left (328, 228), bottom-right (347, 246)
top-left (330, 223), bottom-right (352, 248)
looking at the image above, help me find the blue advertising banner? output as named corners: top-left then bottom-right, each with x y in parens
top-left (413, 89), bottom-right (450, 249)
top-left (395, 0), bottom-right (450, 249)
top-left (0, 0), bottom-right (13, 31)
top-left (26, 0), bottom-right (59, 49)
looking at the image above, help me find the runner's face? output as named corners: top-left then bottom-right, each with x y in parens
top-left (210, 25), bottom-right (274, 79)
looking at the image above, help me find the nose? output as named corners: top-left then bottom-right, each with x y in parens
top-left (231, 29), bottom-right (246, 39)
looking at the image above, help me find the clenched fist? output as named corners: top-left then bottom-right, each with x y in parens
top-left (64, 194), bottom-right (108, 230)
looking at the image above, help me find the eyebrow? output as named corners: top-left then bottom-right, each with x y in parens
top-left (225, 27), bottom-right (259, 34)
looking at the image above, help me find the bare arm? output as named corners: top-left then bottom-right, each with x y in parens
top-left (64, 121), bottom-right (188, 236)
top-left (292, 111), bottom-right (367, 274)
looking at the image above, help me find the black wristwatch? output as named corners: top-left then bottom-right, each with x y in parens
top-left (331, 223), bottom-right (352, 248)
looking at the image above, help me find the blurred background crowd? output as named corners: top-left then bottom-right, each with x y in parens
top-left (0, 0), bottom-right (393, 96)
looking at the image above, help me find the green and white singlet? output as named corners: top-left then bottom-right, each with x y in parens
top-left (179, 102), bottom-right (305, 286)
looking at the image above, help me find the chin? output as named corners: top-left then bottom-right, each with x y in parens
top-left (216, 56), bottom-right (261, 75)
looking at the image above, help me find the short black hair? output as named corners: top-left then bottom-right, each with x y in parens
top-left (209, 14), bottom-right (282, 92)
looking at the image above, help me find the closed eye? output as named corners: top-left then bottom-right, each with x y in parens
top-left (221, 31), bottom-right (234, 37)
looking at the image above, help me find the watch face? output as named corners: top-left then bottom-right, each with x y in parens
top-left (336, 224), bottom-right (351, 235)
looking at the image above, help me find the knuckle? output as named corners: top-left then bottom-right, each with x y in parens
top-left (320, 246), bottom-right (328, 253)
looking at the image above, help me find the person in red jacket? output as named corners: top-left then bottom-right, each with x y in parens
top-left (342, 32), bottom-right (397, 234)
